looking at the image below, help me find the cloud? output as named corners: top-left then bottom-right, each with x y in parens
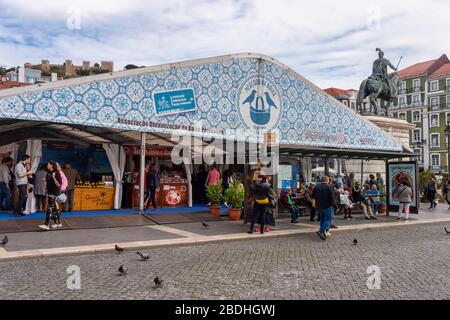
top-left (0, 0), bottom-right (449, 89)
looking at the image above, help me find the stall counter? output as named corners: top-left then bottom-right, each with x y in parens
top-left (74, 188), bottom-right (115, 211)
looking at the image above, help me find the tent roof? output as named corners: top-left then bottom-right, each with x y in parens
top-left (0, 52), bottom-right (409, 156)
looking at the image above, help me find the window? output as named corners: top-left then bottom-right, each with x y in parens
top-left (413, 79), bottom-right (421, 92)
top-left (399, 97), bottom-right (406, 107)
top-left (413, 129), bottom-right (421, 142)
top-left (412, 111), bottom-right (421, 122)
top-left (430, 114), bottom-right (439, 127)
top-left (430, 97), bottom-right (439, 108)
top-left (447, 112), bottom-right (450, 124)
top-left (412, 95), bottom-right (421, 106)
top-left (431, 154), bottom-right (440, 167)
top-left (351, 102), bottom-right (356, 110)
top-left (430, 80), bottom-right (439, 92)
top-left (343, 100), bottom-right (348, 106)
top-left (400, 81), bottom-right (407, 94)
top-left (431, 134), bottom-right (440, 147)
top-left (447, 95), bottom-right (450, 108)
top-left (399, 112), bottom-right (406, 120)
top-left (447, 78), bottom-right (450, 91)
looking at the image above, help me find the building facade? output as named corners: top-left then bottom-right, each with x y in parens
top-left (390, 54), bottom-right (450, 173)
top-left (24, 59), bottom-right (114, 79)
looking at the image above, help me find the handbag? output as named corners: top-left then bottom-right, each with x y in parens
top-left (56, 193), bottom-right (67, 204)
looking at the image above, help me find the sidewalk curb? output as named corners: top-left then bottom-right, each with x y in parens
top-left (1, 217), bottom-right (450, 262)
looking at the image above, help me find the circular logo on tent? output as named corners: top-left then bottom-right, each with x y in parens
top-left (237, 76), bottom-right (282, 130)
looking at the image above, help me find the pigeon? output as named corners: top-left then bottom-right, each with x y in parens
top-left (353, 239), bottom-right (358, 245)
top-left (202, 221), bottom-right (209, 229)
top-left (242, 90), bottom-right (257, 106)
top-left (154, 276), bottom-right (163, 288)
top-left (118, 265), bottom-right (127, 276)
top-left (445, 227), bottom-right (450, 235)
top-left (137, 251), bottom-right (149, 261)
top-left (115, 245), bottom-right (124, 254)
top-left (264, 92), bottom-right (278, 109)
top-left (0, 235), bottom-right (8, 246)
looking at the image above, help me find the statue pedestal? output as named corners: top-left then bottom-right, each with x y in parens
top-left (364, 115), bottom-right (416, 148)
top-left (344, 116), bottom-right (415, 184)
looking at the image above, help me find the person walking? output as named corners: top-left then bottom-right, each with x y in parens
top-left (442, 176), bottom-right (450, 210)
top-left (34, 164), bottom-right (47, 212)
top-left (0, 157), bottom-right (13, 212)
top-left (14, 154), bottom-right (32, 216)
top-left (62, 161), bottom-right (80, 212)
top-left (397, 181), bottom-right (412, 221)
top-left (312, 176), bottom-right (337, 240)
top-left (426, 176), bottom-right (438, 209)
top-left (38, 161), bottom-right (62, 230)
top-left (248, 176), bottom-right (273, 235)
top-left (145, 164), bottom-right (160, 212)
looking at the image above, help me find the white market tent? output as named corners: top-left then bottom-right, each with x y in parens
top-left (0, 52), bottom-right (413, 213)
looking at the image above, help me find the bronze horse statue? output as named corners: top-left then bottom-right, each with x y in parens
top-left (356, 73), bottom-right (401, 116)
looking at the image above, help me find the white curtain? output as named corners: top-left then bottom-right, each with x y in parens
top-left (0, 143), bottom-right (19, 163)
top-left (184, 162), bottom-right (193, 208)
top-left (103, 144), bottom-right (126, 209)
top-left (25, 139), bottom-right (42, 213)
top-left (301, 157), bottom-right (313, 184)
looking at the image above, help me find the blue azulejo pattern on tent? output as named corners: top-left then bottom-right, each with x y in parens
top-left (0, 56), bottom-right (402, 152)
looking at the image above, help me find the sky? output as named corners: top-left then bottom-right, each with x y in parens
top-left (0, 0), bottom-right (449, 89)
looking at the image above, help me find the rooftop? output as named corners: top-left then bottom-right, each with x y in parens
top-left (323, 87), bottom-right (351, 97)
top-left (397, 54), bottom-right (449, 79)
top-left (0, 80), bottom-right (31, 90)
top-left (429, 63), bottom-right (450, 80)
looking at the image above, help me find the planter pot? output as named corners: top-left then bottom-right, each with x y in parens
top-left (209, 205), bottom-right (221, 217)
top-left (228, 208), bottom-right (241, 221)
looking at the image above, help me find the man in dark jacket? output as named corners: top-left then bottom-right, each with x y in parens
top-left (63, 161), bottom-right (81, 212)
top-left (312, 176), bottom-right (337, 240)
top-left (145, 164), bottom-right (160, 211)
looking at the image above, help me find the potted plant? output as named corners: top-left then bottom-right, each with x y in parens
top-left (225, 180), bottom-right (245, 221)
top-left (206, 182), bottom-right (223, 217)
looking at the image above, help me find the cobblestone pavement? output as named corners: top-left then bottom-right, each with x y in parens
top-left (0, 222), bottom-right (449, 300)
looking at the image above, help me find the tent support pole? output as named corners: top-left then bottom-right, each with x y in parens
top-left (139, 132), bottom-right (146, 214)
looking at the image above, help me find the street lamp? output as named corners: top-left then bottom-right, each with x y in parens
top-left (445, 125), bottom-right (450, 173)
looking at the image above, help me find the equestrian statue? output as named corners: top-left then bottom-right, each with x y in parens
top-left (357, 48), bottom-right (402, 116)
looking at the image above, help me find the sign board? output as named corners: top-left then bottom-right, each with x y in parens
top-left (124, 146), bottom-right (172, 157)
top-left (386, 161), bottom-right (419, 214)
top-left (153, 89), bottom-right (197, 116)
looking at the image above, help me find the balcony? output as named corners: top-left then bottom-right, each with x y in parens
top-left (428, 166), bottom-right (449, 174)
top-left (410, 101), bottom-right (423, 108)
top-left (408, 86), bottom-right (424, 93)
